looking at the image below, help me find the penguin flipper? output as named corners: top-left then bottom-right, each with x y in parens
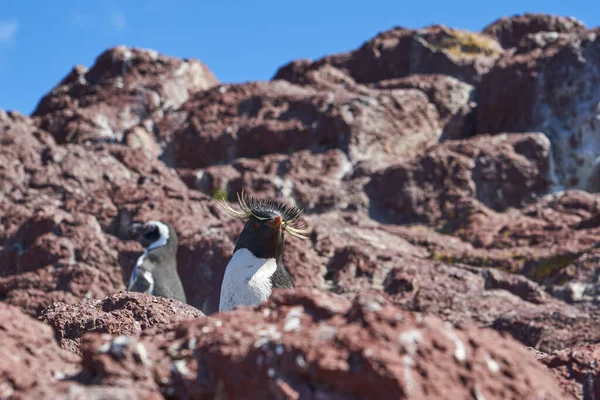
top-left (271, 265), bottom-right (294, 289)
top-left (128, 268), bottom-right (154, 294)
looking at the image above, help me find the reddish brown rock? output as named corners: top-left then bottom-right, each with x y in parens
top-left (369, 74), bottom-right (476, 140)
top-left (536, 344), bottom-right (600, 400)
top-left (304, 212), bottom-right (600, 354)
top-left (366, 132), bottom-right (551, 225)
top-left (4, 22), bottom-right (600, 398)
top-left (411, 190), bottom-right (600, 287)
top-left (40, 291), bottom-right (204, 354)
top-left (71, 289), bottom-right (570, 399)
top-left (0, 104), bottom-right (221, 315)
top-left (192, 149), bottom-right (365, 214)
top-left (477, 29), bottom-right (600, 192)
top-left (275, 25), bottom-right (503, 86)
top-left (162, 80), bottom-right (441, 169)
top-left (33, 46), bottom-right (218, 147)
top-left (0, 303), bottom-right (79, 398)
top-left (17, 383), bottom-right (162, 400)
top-left (482, 13), bottom-right (587, 49)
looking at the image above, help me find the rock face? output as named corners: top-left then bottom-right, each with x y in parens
top-left (0, 303), bottom-right (79, 398)
top-left (0, 14), bottom-right (599, 399)
top-left (48, 290), bottom-right (572, 399)
top-left (40, 291), bottom-right (204, 353)
top-left (536, 344), bottom-right (600, 400)
top-left (0, 108), bottom-right (221, 315)
top-left (275, 25), bottom-right (503, 86)
top-left (482, 13), bottom-right (587, 49)
top-left (369, 74), bottom-right (477, 140)
top-left (366, 132), bottom-right (552, 225)
top-left (162, 80), bottom-right (441, 169)
top-left (477, 28), bottom-right (600, 192)
top-left (33, 46), bottom-right (218, 149)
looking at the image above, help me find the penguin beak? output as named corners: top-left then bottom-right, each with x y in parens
top-left (266, 215), bottom-right (283, 230)
top-left (129, 223), bottom-right (148, 236)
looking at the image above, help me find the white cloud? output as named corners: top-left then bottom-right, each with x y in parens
top-left (0, 20), bottom-right (17, 43)
top-left (109, 11), bottom-right (126, 32)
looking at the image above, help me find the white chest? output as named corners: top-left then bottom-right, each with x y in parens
top-left (219, 248), bottom-right (277, 312)
top-left (128, 251), bottom-right (155, 294)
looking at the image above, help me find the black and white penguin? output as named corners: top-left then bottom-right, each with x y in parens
top-left (127, 220), bottom-right (187, 304)
top-left (218, 191), bottom-right (308, 312)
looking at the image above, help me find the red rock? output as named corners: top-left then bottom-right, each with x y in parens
top-left (477, 29), bottom-right (600, 192)
top-left (366, 132), bottom-right (551, 225)
top-left (33, 46), bottom-right (218, 147)
top-left (536, 344), bottom-right (600, 400)
top-left (18, 383), bottom-right (162, 400)
top-left (0, 303), bottom-right (79, 398)
top-left (3, 22), bottom-right (600, 397)
top-left (71, 289), bottom-right (570, 399)
top-left (163, 80), bottom-right (441, 169)
top-left (482, 13), bottom-right (587, 49)
top-left (192, 149), bottom-right (364, 214)
top-left (40, 291), bottom-right (204, 354)
top-left (0, 104), bottom-right (220, 315)
top-left (369, 74), bottom-right (476, 140)
top-left (275, 25), bottom-right (503, 86)
top-left (414, 190), bottom-right (600, 284)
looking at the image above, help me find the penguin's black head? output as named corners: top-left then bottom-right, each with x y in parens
top-left (129, 220), bottom-right (174, 249)
top-left (219, 191), bottom-right (308, 259)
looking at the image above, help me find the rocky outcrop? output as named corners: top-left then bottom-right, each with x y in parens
top-left (4, 290), bottom-right (573, 399)
top-left (536, 344), bottom-right (600, 400)
top-left (0, 107), bottom-right (221, 315)
top-left (0, 303), bottom-right (79, 398)
top-left (369, 74), bottom-right (477, 140)
top-left (366, 132), bottom-right (552, 225)
top-left (49, 290), bottom-right (574, 399)
top-left (33, 46), bottom-right (218, 148)
top-left (161, 80), bottom-right (441, 169)
top-left (1, 13), bottom-right (600, 399)
top-left (477, 29), bottom-right (600, 192)
top-left (275, 25), bottom-right (504, 86)
top-left (482, 13), bottom-right (587, 49)
top-left (40, 291), bottom-right (204, 353)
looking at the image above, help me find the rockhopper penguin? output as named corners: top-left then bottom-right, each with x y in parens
top-left (127, 220), bottom-right (187, 304)
top-left (218, 191), bottom-right (308, 312)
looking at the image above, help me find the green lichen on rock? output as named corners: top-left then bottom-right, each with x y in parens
top-left (524, 253), bottom-right (582, 283)
top-left (211, 188), bottom-right (228, 201)
top-left (429, 250), bottom-right (520, 272)
top-left (421, 27), bottom-right (503, 59)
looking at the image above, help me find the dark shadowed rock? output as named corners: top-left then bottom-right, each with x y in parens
top-left (477, 30), bottom-right (600, 192)
top-left (70, 290), bottom-right (570, 399)
top-left (482, 13), bottom-right (587, 49)
top-left (275, 25), bottom-right (503, 86)
top-left (40, 291), bottom-right (204, 354)
top-left (0, 303), bottom-right (80, 398)
top-left (33, 46), bottom-right (218, 148)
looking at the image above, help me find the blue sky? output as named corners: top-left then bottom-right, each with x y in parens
top-left (0, 1), bottom-right (598, 115)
